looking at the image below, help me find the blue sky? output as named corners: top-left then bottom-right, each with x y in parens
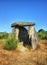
top-left (0, 0), bottom-right (47, 32)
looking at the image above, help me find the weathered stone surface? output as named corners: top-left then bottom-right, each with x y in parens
top-left (12, 27), bottom-right (19, 40)
top-left (28, 26), bottom-right (37, 49)
top-left (11, 22), bottom-right (35, 27)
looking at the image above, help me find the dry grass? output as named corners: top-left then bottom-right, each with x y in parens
top-left (0, 40), bottom-right (47, 65)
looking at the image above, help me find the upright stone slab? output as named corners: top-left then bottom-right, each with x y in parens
top-left (15, 28), bottom-right (19, 40)
top-left (28, 26), bottom-right (37, 49)
top-left (12, 27), bottom-right (19, 40)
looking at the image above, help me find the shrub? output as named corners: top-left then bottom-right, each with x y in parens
top-left (38, 29), bottom-right (47, 39)
top-left (4, 34), bottom-right (19, 50)
top-left (0, 32), bottom-right (8, 39)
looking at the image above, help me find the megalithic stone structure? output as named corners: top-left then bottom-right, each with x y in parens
top-left (11, 22), bottom-right (38, 49)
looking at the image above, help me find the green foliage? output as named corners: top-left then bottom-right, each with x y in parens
top-left (38, 29), bottom-right (47, 39)
top-left (0, 32), bottom-right (8, 39)
top-left (38, 29), bottom-right (45, 32)
top-left (4, 34), bottom-right (19, 50)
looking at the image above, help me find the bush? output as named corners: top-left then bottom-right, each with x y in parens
top-left (38, 29), bottom-right (47, 39)
top-left (4, 34), bottom-right (19, 50)
top-left (0, 32), bottom-right (8, 39)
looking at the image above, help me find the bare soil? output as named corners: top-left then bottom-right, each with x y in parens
top-left (0, 40), bottom-right (47, 65)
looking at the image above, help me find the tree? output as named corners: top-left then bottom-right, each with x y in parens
top-left (38, 29), bottom-right (47, 39)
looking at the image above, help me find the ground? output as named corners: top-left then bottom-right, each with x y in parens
top-left (0, 40), bottom-right (47, 65)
